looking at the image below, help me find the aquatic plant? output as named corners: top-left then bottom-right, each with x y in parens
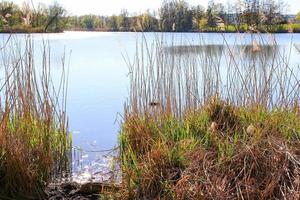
top-left (117, 33), bottom-right (300, 199)
top-left (0, 36), bottom-right (70, 198)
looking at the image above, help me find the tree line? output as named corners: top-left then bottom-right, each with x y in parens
top-left (68, 0), bottom-right (295, 32)
top-left (1, 0), bottom-right (300, 33)
top-left (0, 1), bottom-right (66, 32)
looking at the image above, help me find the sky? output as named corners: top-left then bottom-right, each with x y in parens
top-left (13, 0), bottom-right (300, 15)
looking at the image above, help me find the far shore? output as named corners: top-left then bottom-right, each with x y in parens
top-left (1, 29), bottom-right (300, 34)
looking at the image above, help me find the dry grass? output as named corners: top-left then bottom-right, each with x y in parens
top-left (0, 36), bottom-right (70, 199)
top-left (116, 33), bottom-right (300, 200)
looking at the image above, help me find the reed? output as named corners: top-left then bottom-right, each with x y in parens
top-left (0, 35), bottom-right (70, 199)
top-left (117, 33), bottom-right (300, 199)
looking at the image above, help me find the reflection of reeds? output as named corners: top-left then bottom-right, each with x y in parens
top-left (117, 34), bottom-right (300, 200)
top-left (0, 36), bottom-right (70, 198)
top-left (127, 34), bottom-right (298, 115)
top-left (295, 44), bottom-right (300, 53)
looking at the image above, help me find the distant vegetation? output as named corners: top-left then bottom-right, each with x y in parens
top-left (67, 0), bottom-right (300, 33)
top-left (1, 0), bottom-right (300, 33)
top-left (0, 1), bottom-right (66, 33)
top-left (296, 11), bottom-right (300, 22)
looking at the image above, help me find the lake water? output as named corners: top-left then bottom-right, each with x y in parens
top-left (1, 31), bottom-right (299, 183)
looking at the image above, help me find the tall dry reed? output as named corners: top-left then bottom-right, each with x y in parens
top-left (118, 33), bottom-right (300, 200)
top-left (0, 35), bottom-right (70, 199)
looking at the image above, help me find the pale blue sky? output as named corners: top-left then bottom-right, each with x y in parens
top-left (13, 0), bottom-right (300, 15)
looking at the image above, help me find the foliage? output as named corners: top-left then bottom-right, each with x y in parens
top-left (114, 34), bottom-right (300, 199)
top-left (45, 2), bottom-right (67, 32)
top-left (141, 11), bottom-right (159, 32)
top-left (292, 23), bottom-right (300, 33)
top-left (1, 0), bottom-right (298, 33)
top-left (0, 36), bottom-right (70, 198)
top-left (296, 11), bottom-right (300, 22)
top-left (78, 15), bottom-right (102, 30)
top-left (64, 0), bottom-right (293, 33)
top-left (119, 105), bottom-right (300, 199)
top-left (159, 0), bottom-right (193, 32)
top-left (0, 1), bottom-right (67, 33)
top-left (206, 0), bottom-right (224, 30)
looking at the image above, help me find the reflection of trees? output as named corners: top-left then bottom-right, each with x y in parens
top-left (239, 44), bottom-right (279, 60)
top-left (164, 44), bottom-right (279, 62)
top-left (164, 44), bottom-right (224, 57)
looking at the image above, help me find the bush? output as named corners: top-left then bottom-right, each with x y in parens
top-left (225, 25), bottom-right (237, 32)
top-left (292, 24), bottom-right (300, 33)
top-left (1, 25), bottom-right (45, 33)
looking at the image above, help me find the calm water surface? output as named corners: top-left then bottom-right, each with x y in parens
top-left (1, 31), bottom-right (300, 182)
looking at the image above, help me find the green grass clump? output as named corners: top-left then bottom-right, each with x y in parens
top-left (0, 37), bottom-right (70, 198)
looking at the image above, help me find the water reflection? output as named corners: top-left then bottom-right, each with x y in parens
top-left (295, 44), bottom-right (300, 53)
top-left (165, 44), bottom-right (225, 57)
top-left (164, 43), bottom-right (280, 61)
